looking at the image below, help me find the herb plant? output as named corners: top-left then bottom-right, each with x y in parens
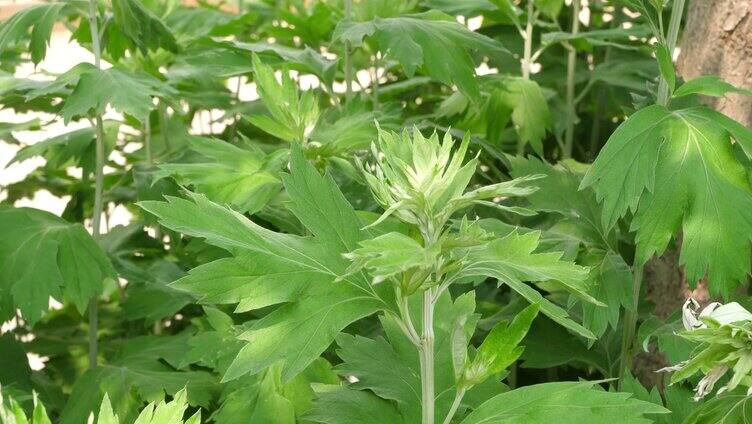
top-left (2, 0), bottom-right (752, 422)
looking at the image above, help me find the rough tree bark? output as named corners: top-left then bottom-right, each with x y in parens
top-left (677, 0), bottom-right (752, 125)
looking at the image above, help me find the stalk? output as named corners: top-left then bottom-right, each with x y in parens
top-left (618, 263), bottom-right (643, 389)
top-left (159, 101), bottom-right (171, 152)
top-left (521, 1), bottom-right (535, 80)
top-left (516, 1), bottom-right (536, 155)
top-left (228, 0), bottom-right (245, 141)
top-left (371, 52), bottom-right (380, 110)
top-left (86, 0), bottom-right (104, 371)
top-left (562, 0), bottom-right (581, 159)
top-left (344, 0), bottom-right (354, 102)
top-left (441, 388), bottom-right (466, 424)
top-left (656, 0), bottom-right (686, 106)
top-left (419, 288), bottom-right (436, 424)
top-left (144, 118), bottom-right (152, 165)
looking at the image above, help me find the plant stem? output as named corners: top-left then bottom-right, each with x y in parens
top-left (344, 0), bottom-right (354, 102)
top-left (441, 387), bottom-right (466, 424)
top-left (521, 1), bottom-right (535, 80)
top-left (86, 0), bottom-right (105, 372)
top-left (144, 117), bottom-right (152, 165)
top-left (419, 288), bottom-right (436, 424)
top-left (618, 263), bottom-right (643, 389)
top-left (371, 52), bottom-right (380, 110)
top-left (563, 0), bottom-right (581, 159)
top-left (656, 0), bottom-right (686, 106)
top-left (516, 1), bottom-right (536, 155)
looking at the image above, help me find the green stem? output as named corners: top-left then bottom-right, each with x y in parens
top-left (144, 117), bottom-right (152, 165)
top-left (521, 1), bottom-right (535, 80)
top-left (562, 0), bottom-right (581, 159)
top-left (159, 101), bottom-right (171, 152)
top-left (87, 0), bottom-right (105, 371)
top-left (656, 0), bottom-right (686, 106)
top-left (344, 0), bottom-right (354, 102)
top-left (419, 288), bottom-right (436, 424)
top-left (618, 263), bottom-right (643, 389)
top-left (441, 387), bottom-right (466, 424)
top-left (372, 52), bottom-right (380, 110)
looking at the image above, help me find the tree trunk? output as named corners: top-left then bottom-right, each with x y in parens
top-left (677, 0), bottom-right (752, 126)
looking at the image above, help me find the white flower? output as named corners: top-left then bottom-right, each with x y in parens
top-left (681, 298), bottom-right (752, 330)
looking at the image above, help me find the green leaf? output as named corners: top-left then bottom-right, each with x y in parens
top-left (96, 395), bottom-right (119, 424)
top-left (0, 3), bottom-right (69, 64)
top-left (60, 335), bottom-right (215, 424)
top-left (581, 252), bottom-right (633, 338)
top-left (333, 11), bottom-right (507, 98)
top-left (581, 105), bottom-right (752, 296)
top-left (9, 121), bottom-right (119, 175)
top-left (684, 393), bottom-right (752, 424)
top-left (112, 0), bottom-right (178, 54)
top-left (334, 334), bottom-right (420, 416)
top-left (343, 232), bottom-right (438, 284)
top-left (280, 143), bottom-right (363, 252)
top-left (457, 230), bottom-right (596, 339)
top-left (673, 75), bottom-right (752, 98)
top-left (508, 155), bottom-right (612, 249)
top-left (541, 26), bottom-right (652, 49)
top-left (496, 78), bottom-right (552, 155)
top-left (534, 0), bottom-right (564, 19)
top-left (460, 381), bottom-right (668, 423)
top-left (464, 303), bottom-right (539, 385)
top-left (655, 43), bottom-right (675, 94)
top-left (141, 147), bottom-right (386, 382)
top-left (0, 207), bottom-right (116, 325)
top-left (306, 386), bottom-right (405, 424)
top-left (31, 393), bottom-right (51, 424)
top-left (207, 39), bottom-right (338, 86)
top-left (425, 0), bottom-right (497, 16)
top-left (155, 137), bottom-right (284, 214)
top-left (249, 54), bottom-right (318, 142)
top-left (59, 65), bottom-right (174, 123)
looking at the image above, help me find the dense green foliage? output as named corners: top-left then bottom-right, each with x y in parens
top-left (2, 0), bottom-right (752, 422)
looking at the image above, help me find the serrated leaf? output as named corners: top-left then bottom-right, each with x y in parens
top-left (343, 232), bottom-right (438, 284)
top-left (0, 3), bottom-right (69, 64)
top-left (0, 207), bottom-right (116, 325)
top-left (466, 303), bottom-right (539, 383)
top-left (456, 230), bottom-right (596, 339)
top-left (155, 137), bottom-right (284, 214)
top-left (305, 386), bottom-right (405, 424)
top-left (581, 105), bottom-right (752, 296)
top-left (497, 78), bottom-right (552, 155)
top-left (59, 65), bottom-right (174, 123)
top-left (460, 380), bottom-right (668, 423)
top-left (581, 251), bottom-right (633, 338)
top-left (207, 39), bottom-right (338, 86)
top-left (60, 335), bottom-right (216, 424)
top-left (249, 54), bottom-right (318, 142)
top-left (141, 146), bottom-right (387, 382)
top-left (9, 121), bottom-right (119, 175)
top-left (333, 11), bottom-right (507, 98)
top-left (112, 0), bottom-right (178, 54)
